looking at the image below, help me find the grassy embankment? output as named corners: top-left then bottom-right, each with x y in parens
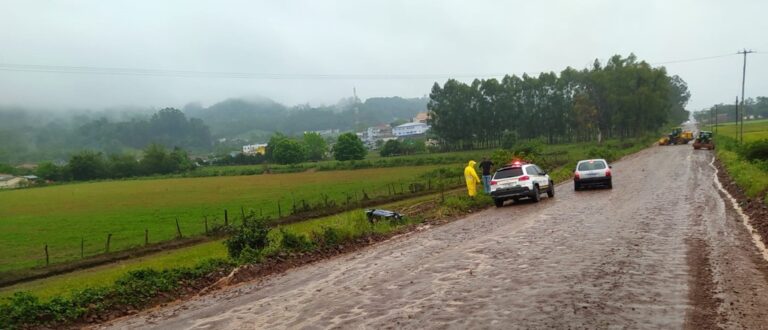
top-left (711, 119), bottom-right (768, 204)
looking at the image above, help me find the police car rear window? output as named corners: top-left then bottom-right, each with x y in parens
top-left (577, 161), bottom-right (607, 171)
top-left (494, 167), bottom-right (524, 179)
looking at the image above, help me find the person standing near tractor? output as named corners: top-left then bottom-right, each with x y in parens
top-left (478, 157), bottom-right (494, 194)
top-left (464, 160), bottom-right (481, 197)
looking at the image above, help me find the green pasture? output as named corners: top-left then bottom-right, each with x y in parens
top-left (0, 165), bottom-right (448, 274)
top-left (711, 119), bottom-right (768, 142)
top-left (0, 192), bottom-right (442, 300)
top-left (713, 120), bottom-right (768, 202)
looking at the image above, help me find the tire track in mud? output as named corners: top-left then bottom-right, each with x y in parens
top-left (690, 150), bottom-right (768, 329)
top-left (101, 144), bottom-right (768, 329)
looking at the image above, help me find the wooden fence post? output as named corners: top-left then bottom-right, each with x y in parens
top-left (176, 217), bottom-right (183, 238)
top-left (240, 206), bottom-right (246, 223)
top-left (105, 233), bottom-right (112, 253)
top-left (44, 244), bottom-right (49, 266)
top-left (224, 209), bottom-right (229, 226)
top-left (441, 182), bottom-right (445, 203)
top-left (204, 217), bottom-right (209, 235)
top-left (277, 200), bottom-right (282, 217)
top-left (145, 229), bottom-right (149, 245)
top-left (81, 238), bottom-right (84, 258)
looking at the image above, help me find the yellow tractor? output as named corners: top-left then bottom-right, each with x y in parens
top-left (659, 127), bottom-right (693, 145)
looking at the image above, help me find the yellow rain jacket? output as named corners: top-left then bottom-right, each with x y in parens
top-left (464, 160), bottom-right (481, 197)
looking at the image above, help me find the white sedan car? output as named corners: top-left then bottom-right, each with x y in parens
top-left (574, 159), bottom-right (612, 190)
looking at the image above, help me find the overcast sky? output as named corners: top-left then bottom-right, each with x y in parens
top-left (1, 0), bottom-right (766, 111)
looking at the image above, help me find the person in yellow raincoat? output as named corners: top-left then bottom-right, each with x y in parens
top-left (464, 160), bottom-right (481, 197)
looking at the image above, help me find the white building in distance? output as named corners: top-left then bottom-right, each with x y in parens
top-left (393, 122), bottom-right (430, 137)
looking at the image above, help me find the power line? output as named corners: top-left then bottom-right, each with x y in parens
top-left (0, 63), bottom-right (510, 80)
top-left (649, 53), bottom-right (737, 65)
top-left (0, 52), bottom-right (750, 80)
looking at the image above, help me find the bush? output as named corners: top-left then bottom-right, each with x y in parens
top-left (491, 149), bottom-right (513, 168)
top-left (0, 258), bottom-right (235, 328)
top-left (586, 147), bottom-right (617, 161)
top-left (236, 246), bottom-right (265, 264)
top-left (272, 139), bottom-right (307, 164)
top-left (501, 131), bottom-right (518, 149)
top-left (311, 227), bottom-right (344, 247)
top-left (740, 139), bottom-right (768, 162)
top-left (279, 229), bottom-right (314, 252)
top-left (440, 195), bottom-right (493, 215)
top-left (380, 140), bottom-right (401, 157)
top-left (333, 133), bottom-right (367, 161)
top-left (224, 218), bottom-right (271, 259)
top-left (515, 141), bottom-right (543, 157)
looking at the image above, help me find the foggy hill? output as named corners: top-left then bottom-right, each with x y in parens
top-left (184, 96), bottom-right (428, 137)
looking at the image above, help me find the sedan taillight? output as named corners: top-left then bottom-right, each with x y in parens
top-left (518, 175), bottom-right (530, 181)
top-left (490, 180), bottom-right (497, 185)
top-left (574, 171), bottom-right (580, 180)
top-left (605, 169), bottom-right (611, 177)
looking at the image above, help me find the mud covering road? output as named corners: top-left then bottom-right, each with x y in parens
top-left (102, 144), bottom-right (768, 329)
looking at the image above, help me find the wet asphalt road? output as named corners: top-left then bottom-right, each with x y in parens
top-left (102, 143), bottom-right (768, 329)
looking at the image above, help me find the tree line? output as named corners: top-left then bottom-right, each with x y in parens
top-left (76, 108), bottom-right (212, 152)
top-left (0, 107), bottom-right (212, 163)
top-left (215, 132), bottom-right (367, 166)
top-left (693, 96), bottom-right (768, 124)
top-left (427, 54), bottom-right (691, 150)
top-left (34, 144), bottom-right (194, 182)
top-left (1, 96), bottom-right (427, 164)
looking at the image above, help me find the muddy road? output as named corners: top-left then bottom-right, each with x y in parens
top-left (103, 144), bottom-right (768, 329)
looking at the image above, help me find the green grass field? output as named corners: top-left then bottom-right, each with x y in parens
top-left (711, 119), bottom-right (768, 202)
top-left (711, 119), bottom-right (768, 142)
top-left (0, 192), bottom-right (444, 300)
top-left (0, 165), bottom-right (448, 274)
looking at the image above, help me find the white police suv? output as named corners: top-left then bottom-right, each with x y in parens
top-left (490, 161), bottom-right (554, 207)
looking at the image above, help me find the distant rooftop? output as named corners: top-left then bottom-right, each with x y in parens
top-left (396, 122), bottom-right (428, 128)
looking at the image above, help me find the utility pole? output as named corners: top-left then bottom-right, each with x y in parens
top-left (737, 49), bottom-right (754, 144)
top-left (734, 96), bottom-right (739, 141)
top-left (714, 105), bottom-right (718, 137)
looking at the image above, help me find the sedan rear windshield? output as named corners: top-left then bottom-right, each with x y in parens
top-left (494, 167), bottom-right (524, 179)
top-left (577, 161), bottom-right (607, 171)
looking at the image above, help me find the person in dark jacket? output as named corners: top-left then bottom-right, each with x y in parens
top-left (478, 157), bottom-right (494, 194)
